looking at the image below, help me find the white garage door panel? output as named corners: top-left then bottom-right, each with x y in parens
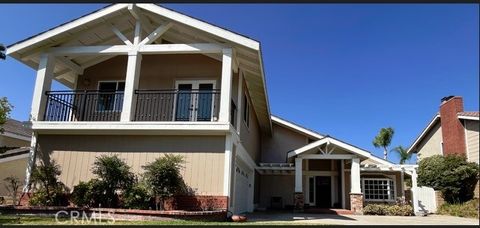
top-left (233, 159), bottom-right (252, 214)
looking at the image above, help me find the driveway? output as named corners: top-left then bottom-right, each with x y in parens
top-left (246, 212), bottom-right (479, 225)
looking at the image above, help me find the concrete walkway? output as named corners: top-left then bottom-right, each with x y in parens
top-left (247, 212), bottom-right (479, 225)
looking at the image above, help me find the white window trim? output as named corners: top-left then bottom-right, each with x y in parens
top-left (97, 80), bottom-right (125, 112)
top-left (173, 80), bottom-right (217, 122)
top-left (243, 91), bottom-right (251, 129)
top-left (361, 177), bottom-right (396, 202)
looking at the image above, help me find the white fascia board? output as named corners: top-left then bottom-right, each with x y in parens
top-left (6, 4), bottom-right (130, 55)
top-left (31, 121), bottom-right (231, 135)
top-left (0, 153), bottom-right (29, 164)
top-left (407, 114), bottom-right (440, 154)
top-left (136, 4), bottom-right (260, 51)
top-left (458, 115), bottom-right (479, 121)
top-left (271, 115), bottom-right (324, 139)
top-left (288, 137), bottom-right (329, 158)
top-left (1, 132), bottom-right (32, 142)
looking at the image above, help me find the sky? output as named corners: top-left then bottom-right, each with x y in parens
top-left (0, 4), bottom-right (478, 164)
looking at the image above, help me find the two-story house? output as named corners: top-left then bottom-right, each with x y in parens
top-left (6, 3), bottom-right (418, 214)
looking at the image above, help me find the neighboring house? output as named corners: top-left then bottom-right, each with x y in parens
top-left (407, 96), bottom-right (479, 197)
top-left (0, 119), bottom-right (31, 199)
top-left (6, 4), bottom-right (417, 214)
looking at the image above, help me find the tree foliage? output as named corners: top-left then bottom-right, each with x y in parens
top-left (29, 160), bottom-right (69, 206)
top-left (143, 154), bottom-right (185, 209)
top-left (0, 97), bottom-right (13, 133)
top-left (0, 43), bottom-right (6, 60)
top-left (91, 154), bottom-right (135, 208)
top-left (418, 155), bottom-right (479, 203)
top-left (373, 127), bottom-right (395, 160)
top-left (391, 145), bottom-right (412, 164)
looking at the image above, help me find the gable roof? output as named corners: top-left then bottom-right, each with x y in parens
top-left (0, 147), bottom-right (30, 163)
top-left (1, 119), bottom-right (32, 140)
top-left (6, 4), bottom-right (272, 134)
top-left (271, 115), bottom-right (324, 139)
top-left (408, 110), bottom-right (479, 154)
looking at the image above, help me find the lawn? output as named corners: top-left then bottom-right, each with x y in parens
top-left (0, 214), bottom-right (323, 226)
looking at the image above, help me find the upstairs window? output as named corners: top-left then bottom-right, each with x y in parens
top-left (97, 81), bottom-right (125, 112)
top-left (243, 92), bottom-right (250, 128)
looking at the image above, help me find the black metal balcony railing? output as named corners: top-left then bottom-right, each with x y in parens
top-left (134, 89), bottom-right (220, 121)
top-left (43, 89), bottom-right (221, 122)
top-left (44, 90), bottom-right (124, 121)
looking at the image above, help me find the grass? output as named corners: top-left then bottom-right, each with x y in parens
top-left (437, 199), bottom-right (479, 219)
top-left (0, 214), bottom-right (328, 226)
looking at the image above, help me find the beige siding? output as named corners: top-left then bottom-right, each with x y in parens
top-left (0, 158), bottom-right (27, 197)
top-left (36, 135), bottom-right (225, 195)
top-left (78, 54), bottom-right (221, 91)
top-left (239, 78), bottom-right (261, 162)
top-left (416, 122), bottom-right (443, 161)
top-left (465, 120), bottom-right (479, 164)
top-left (261, 123), bottom-right (308, 163)
top-left (0, 135), bottom-right (30, 147)
top-left (258, 175), bottom-right (295, 208)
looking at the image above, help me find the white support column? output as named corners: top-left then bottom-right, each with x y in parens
top-left (120, 53), bottom-right (142, 121)
top-left (219, 48), bottom-right (232, 123)
top-left (341, 159), bottom-right (346, 209)
top-left (31, 53), bottom-right (55, 121)
top-left (22, 132), bottom-right (37, 193)
top-left (223, 134), bottom-right (234, 197)
top-left (350, 158), bottom-right (361, 194)
top-left (411, 168), bottom-right (420, 214)
top-left (295, 158), bottom-right (303, 193)
top-left (235, 71), bottom-right (243, 132)
top-left (400, 169), bottom-right (405, 198)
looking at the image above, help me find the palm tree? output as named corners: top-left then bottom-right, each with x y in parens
top-left (0, 44), bottom-right (6, 60)
top-left (372, 127), bottom-right (394, 160)
top-left (391, 146), bottom-right (412, 164)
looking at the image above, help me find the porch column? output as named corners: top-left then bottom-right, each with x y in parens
top-left (120, 52), bottom-right (142, 121)
top-left (31, 53), bottom-right (55, 121)
top-left (219, 48), bottom-right (232, 123)
top-left (350, 157), bottom-right (363, 214)
top-left (294, 158), bottom-right (304, 211)
top-left (235, 71), bottom-right (243, 132)
top-left (223, 134), bottom-right (234, 211)
top-left (411, 168), bottom-right (420, 215)
top-left (341, 159), bottom-right (346, 209)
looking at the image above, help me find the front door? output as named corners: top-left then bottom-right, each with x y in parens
top-left (315, 176), bottom-right (331, 208)
top-left (174, 80), bottom-right (216, 121)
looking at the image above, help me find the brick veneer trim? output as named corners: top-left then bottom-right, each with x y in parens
top-left (349, 193), bottom-right (363, 215)
top-left (439, 97), bottom-right (467, 156)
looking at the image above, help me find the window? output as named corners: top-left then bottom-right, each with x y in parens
top-left (243, 93), bottom-right (250, 127)
top-left (97, 81), bottom-right (125, 111)
top-left (362, 178), bottom-right (395, 201)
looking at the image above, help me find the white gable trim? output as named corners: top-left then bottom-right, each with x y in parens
top-left (287, 136), bottom-right (393, 166)
top-left (458, 115), bottom-right (479, 121)
top-left (7, 4), bottom-right (130, 55)
top-left (271, 115), bottom-right (324, 139)
top-left (407, 114), bottom-right (440, 154)
top-left (136, 4), bottom-right (260, 51)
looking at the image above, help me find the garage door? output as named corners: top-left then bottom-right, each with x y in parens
top-left (233, 159), bottom-right (252, 214)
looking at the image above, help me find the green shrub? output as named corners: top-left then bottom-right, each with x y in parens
top-left (29, 161), bottom-right (69, 206)
top-left (70, 179), bottom-right (110, 208)
top-left (438, 199), bottom-right (479, 218)
top-left (91, 154), bottom-right (136, 208)
top-left (418, 155), bottom-right (479, 203)
top-left (143, 154), bottom-right (185, 210)
top-left (122, 182), bottom-right (151, 210)
top-left (364, 203), bottom-right (414, 216)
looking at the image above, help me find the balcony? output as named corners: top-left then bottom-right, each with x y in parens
top-left (43, 89), bottom-right (221, 122)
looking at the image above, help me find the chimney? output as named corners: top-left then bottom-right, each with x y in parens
top-left (439, 96), bottom-right (466, 156)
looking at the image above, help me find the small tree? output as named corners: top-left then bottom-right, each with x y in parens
top-left (391, 146), bottom-right (412, 164)
top-left (373, 127), bottom-right (395, 160)
top-left (418, 155), bottom-right (479, 203)
top-left (0, 97), bottom-right (13, 133)
top-left (3, 176), bottom-right (21, 205)
top-left (143, 154), bottom-right (185, 210)
top-left (91, 154), bottom-right (135, 208)
top-left (29, 160), bottom-right (69, 206)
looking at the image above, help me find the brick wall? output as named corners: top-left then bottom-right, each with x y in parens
top-left (163, 195), bottom-right (228, 211)
top-left (439, 96), bottom-right (467, 156)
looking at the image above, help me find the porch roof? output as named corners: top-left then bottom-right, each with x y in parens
top-left (6, 3), bottom-right (272, 135)
top-left (287, 136), bottom-right (394, 166)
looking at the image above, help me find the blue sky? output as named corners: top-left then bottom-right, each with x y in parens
top-left (0, 4), bottom-right (478, 164)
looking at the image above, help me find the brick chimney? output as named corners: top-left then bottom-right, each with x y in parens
top-left (439, 96), bottom-right (466, 156)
